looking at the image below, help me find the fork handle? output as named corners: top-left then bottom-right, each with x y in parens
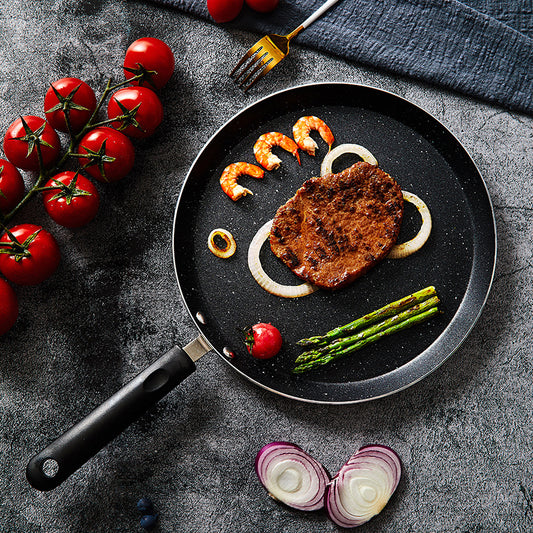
top-left (300, 0), bottom-right (341, 30)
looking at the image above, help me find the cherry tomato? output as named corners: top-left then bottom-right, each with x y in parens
top-left (0, 277), bottom-right (18, 336)
top-left (3, 116), bottom-right (60, 171)
top-left (124, 38), bottom-right (175, 90)
top-left (245, 0), bottom-right (278, 12)
top-left (76, 127), bottom-right (135, 182)
top-left (207, 0), bottom-right (244, 23)
top-left (0, 159), bottom-right (25, 214)
top-left (44, 78), bottom-right (97, 133)
top-left (245, 322), bottom-right (282, 359)
top-left (0, 224), bottom-right (60, 285)
top-left (42, 171), bottom-right (99, 228)
top-left (107, 87), bottom-right (163, 139)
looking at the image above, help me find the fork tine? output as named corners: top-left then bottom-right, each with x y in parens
top-left (233, 50), bottom-right (269, 84)
top-left (229, 42), bottom-right (264, 78)
top-left (242, 56), bottom-right (277, 91)
top-left (239, 53), bottom-right (273, 88)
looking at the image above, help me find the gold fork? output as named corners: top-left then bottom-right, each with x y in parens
top-left (230, 0), bottom-right (341, 91)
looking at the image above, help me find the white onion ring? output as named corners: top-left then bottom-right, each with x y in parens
top-left (326, 445), bottom-right (402, 528)
top-left (207, 228), bottom-right (236, 258)
top-left (388, 191), bottom-right (432, 259)
top-left (321, 143), bottom-right (378, 176)
top-left (248, 219), bottom-right (317, 298)
top-left (255, 442), bottom-right (330, 511)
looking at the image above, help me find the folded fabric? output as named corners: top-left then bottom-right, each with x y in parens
top-left (152, 0), bottom-right (533, 114)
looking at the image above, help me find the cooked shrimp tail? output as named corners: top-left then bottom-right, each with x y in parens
top-left (293, 116), bottom-right (334, 156)
top-left (220, 162), bottom-right (265, 201)
top-left (253, 132), bottom-right (301, 171)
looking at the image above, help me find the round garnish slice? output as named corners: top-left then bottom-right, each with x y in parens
top-left (208, 228), bottom-right (237, 259)
top-left (255, 442), bottom-right (330, 511)
top-left (320, 143), bottom-right (378, 176)
top-left (248, 219), bottom-right (317, 298)
top-left (388, 191), bottom-right (432, 259)
top-left (326, 444), bottom-right (402, 528)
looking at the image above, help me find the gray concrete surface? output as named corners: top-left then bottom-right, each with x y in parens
top-left (0, 1), bottom-right (531, 532)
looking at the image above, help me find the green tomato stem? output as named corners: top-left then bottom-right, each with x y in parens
top-left (2, 73), bottom-right (145, 225)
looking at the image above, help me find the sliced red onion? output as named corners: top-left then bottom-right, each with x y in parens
top-left (255, 442), bottom-right (330, 511)
top-left (326, 445), bottom-right (402, 528)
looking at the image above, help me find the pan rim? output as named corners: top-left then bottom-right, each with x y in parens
top-left (172, 81), bottom-right (497, 405)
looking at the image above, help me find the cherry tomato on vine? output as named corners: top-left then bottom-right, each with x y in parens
top-left (244, 322), bottom-right (282, 359)
top-left (44, 77), bottom-right (97, 133)
top-left (76, 127), bottom-right (135, 182)
top-left (0, 277), bottom-right (18, 336)
top-left (107, 87), bottom-right (163, 138)
top-left (123, 38), bottom-right (175, 90)
top-left (0, 224), bottom-right (60, 285)
top-left (42, 171), bottom-right (99, 228)
top-left (0, 159), bottom-right (25, 214)
top-left (207, 0), bottom-right (244, 23)
top-left (3, 116), bottom-right (60, 171)
top-left (245, 0), bottom-right (278, 12)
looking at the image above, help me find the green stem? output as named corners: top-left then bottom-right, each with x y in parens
top-left (294, 295), bottom-right (440, 364)
top-left (292, 306), bottom-right (441, 374)
top-left (2, 73), bottom-right (145, 225)
top-left (297, 286), bottom-right (437, 347)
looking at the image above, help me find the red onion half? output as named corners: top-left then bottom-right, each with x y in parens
top-left (255, 442), bottom-right (330, 511)
top-left (326, 445), bottom-right (402, 528)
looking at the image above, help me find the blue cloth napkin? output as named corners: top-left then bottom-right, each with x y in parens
top-left (153, 0), bottom-right (533, 114)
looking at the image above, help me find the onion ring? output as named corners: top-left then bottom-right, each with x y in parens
top-left (255, 442), bottom-right (330, 511)
top-left (320, 143), bottom-right (378, 176)
top-left (326, 444), bottom-right (402, 527)
top-left (388, 191), bottom-right (432, 259)
top-left (248, 220), bottom-right (317, 298)
top-left (207, 228), bottom-right (236, 259)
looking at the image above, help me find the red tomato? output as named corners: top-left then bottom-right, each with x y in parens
top-left (3, 116), bottom-right (60, 171)
top-left (124, 38), bottom-right (175, 90)
top-left (42, 171), bottom-right (99, 228)
top-left (207, 0), bottom-right (244, 23)
top-left (0, 277), bottom-right (18, 335)
top-left (44, 77), bottom-right (97, 133)
top-left (76, 127), bottom-right (135, 182)
top-left (107, 87), bottom-right (163, 138)
top-left (245, 0), bottom-right (278, 12)
top-left (245, 322), bottom-right (282, 359)
top-left (0, 224), bottom-right (60, 285)
top-left (0, 159), bottom-right (25, 214)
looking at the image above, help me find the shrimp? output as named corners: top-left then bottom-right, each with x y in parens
top-left (220, 162), bottom-right (265, 201)
top-left (253, 132), bottom-right (301, 171)
top-left (292, 116), bottom-right (334, 156)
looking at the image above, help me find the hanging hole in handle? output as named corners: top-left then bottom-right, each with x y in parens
top-left (42, 458), bottom-right (59, 478)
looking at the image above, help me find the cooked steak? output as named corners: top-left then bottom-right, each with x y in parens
top-left (269, 162), bottom-right (404, 290)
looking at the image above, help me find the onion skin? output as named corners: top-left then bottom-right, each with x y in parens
top-left (255, 442), bottom-right (330, 511)
top-left (325, 444), bottom-right (402, 528)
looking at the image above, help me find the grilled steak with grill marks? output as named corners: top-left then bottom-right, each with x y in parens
top-left (269, 161), bottom-right (404, 290)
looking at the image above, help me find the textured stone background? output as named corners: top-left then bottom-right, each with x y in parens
top-left (0, 1), bottom-right (532, 532)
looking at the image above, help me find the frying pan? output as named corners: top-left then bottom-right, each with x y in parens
top-left (26, 83), bottom-right (496, 491)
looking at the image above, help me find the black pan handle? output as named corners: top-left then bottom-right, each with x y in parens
top-left (26, 346), bottom-right (196, 491)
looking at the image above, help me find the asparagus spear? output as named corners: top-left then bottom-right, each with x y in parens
top-left (294, 295), bottom-right (440, 365)
top-left (292, 306), bottom-right (441, 374)
top-left (297, 286), bottom-right (437, 347)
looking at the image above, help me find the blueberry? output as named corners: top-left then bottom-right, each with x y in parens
top-left (136, 497), bottom-right (154, 514)
top-left (140, 513), bottom-right (158, 530)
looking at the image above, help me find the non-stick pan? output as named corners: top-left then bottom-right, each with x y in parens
top-left (26, 83), bottom-right (496, 490)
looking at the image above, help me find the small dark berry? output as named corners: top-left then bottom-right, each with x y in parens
top-left (136, 497), bottom-right (154, 514)
top-left (140, 513), bottom-right (158, 530)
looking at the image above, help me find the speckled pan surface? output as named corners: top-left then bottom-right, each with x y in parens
top-left (172, 83), bottom-right (496, 404)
